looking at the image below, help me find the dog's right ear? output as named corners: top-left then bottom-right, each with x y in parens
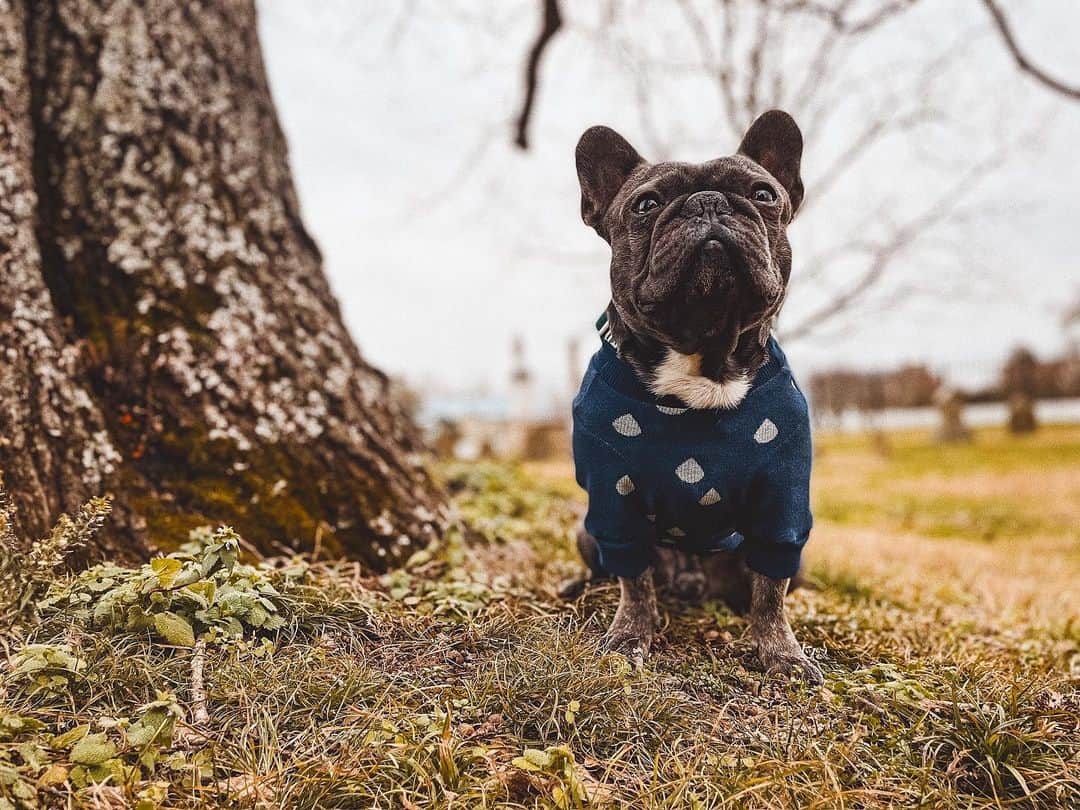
top-left (576, 126), bottom-right (644, 239)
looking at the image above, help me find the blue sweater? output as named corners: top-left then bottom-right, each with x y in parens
top-left (572, 337), bottom-right (812, 580)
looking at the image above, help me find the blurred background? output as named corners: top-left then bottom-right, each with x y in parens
top-left (258, 0), bottom-right (1079, 460)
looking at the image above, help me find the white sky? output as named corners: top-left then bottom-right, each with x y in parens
top-left (257, 1), bottom-right (1080, 410)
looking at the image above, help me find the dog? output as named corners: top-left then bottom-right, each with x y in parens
top-left (563, 110), bottom-right (822, 684)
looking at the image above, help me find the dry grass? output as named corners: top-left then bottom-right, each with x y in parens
top-left (2, 426), bottom-right (1078, 808)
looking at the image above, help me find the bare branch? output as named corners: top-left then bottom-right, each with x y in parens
top-left (979, 0), bottom-right (1080, 100)
top-left (673, 0), bottom-right (743, 139)
top-left (803, 107), bottom-right (934, 210)
top-left (775, 0), bottom-right (919, 36)
top-left (744, 1), bottom-right (773, 120)
top-left (782, 154), bottom-right (1000, 341)
top-left (718, 0), bottom-right (745, 133)
top-left (514, 0), bottom-right (564, 149)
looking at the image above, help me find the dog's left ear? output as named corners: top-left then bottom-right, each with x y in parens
top-left (738, 110), bottom-right (804, 217)
top-left (576, 126), bottom-right (645, 239)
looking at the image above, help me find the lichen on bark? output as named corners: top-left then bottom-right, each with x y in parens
top-left (1, 0), bottom-right (447, 567)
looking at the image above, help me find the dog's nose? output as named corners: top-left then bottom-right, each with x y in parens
top-left (682, 191), bottom-right (732, 220)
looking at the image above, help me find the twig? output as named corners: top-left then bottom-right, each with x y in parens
top-left (513, 0), bottom-right (563, 149)
top-left (979, 0), bottom-right (1080, 100)
top-left (190, 638), bottom-right (210, 726)
top-left (776, 0), bottom-right (918, 36)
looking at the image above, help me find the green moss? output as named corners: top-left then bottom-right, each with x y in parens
top-left (127, 420), bottom-right (395, 563)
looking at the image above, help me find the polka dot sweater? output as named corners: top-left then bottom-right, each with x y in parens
top-left (572, 337), bottom-right (813, 580)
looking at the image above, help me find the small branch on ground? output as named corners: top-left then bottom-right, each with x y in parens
top-left (190, 638), bottom-right (210, 726)
top-left (514, 0), bottom-right (563, 149)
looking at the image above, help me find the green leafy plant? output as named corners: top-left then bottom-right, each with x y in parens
top-left (512, 745), bottom-right (590, 809)
top-left (0, 486), bottom-right (111, 628)
top-left (7, 644), bottom-right (82, 699)
top-left (40, 526), bottom-right (287, 645)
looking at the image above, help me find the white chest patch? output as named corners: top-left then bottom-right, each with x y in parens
top-left (649, 349), bottom-right (750, 410)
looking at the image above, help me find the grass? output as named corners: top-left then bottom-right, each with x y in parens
top-left (2, 427), bottom-right (1078, 808)
top-left (812, 424), bottom-right (1080, 543)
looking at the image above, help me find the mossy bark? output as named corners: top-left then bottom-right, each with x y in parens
top-left (0, 0), bottom-right (446, 567)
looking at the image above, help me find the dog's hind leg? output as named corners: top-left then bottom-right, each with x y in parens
top-left (557, 525), bottom-right (611, 599)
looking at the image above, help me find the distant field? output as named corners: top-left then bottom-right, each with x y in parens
top-left (809, 425), bottom-right (1080, 633)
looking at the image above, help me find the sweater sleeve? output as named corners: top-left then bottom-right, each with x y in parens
top-left (741, 421), bottom-right (814, 580)
top-left (572, 426), bottom-right (655, 578)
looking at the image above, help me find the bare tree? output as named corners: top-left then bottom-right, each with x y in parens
top-left (0, 0), bottom-right (446, 565)
top-left (509, 0), bottom-right (1075, 341)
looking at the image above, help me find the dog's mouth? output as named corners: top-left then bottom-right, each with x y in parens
top-left (638, 229), bottom-right (756, 306)
top-left (629, 229), bottom-right (782, 352)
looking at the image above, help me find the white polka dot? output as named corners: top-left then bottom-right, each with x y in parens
top-left (612, 413), bottom-right (642, 437)
top-left (699, 488), bottom-right (721, 506)
top-left (657, 404), bottom-right (688, 415)
top-left (667, 527), bottom-right (686, 537)
top-left (615, 475), bottom-right (635, 495)
top-left (754, 419), bottom-right (779, 444)
top-left (675, 457), bottom-right (704, 483)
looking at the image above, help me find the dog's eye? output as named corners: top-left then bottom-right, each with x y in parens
top-left (632, 193), bottom-right (662, 215)
top-left (751, 184), bottom-right (778, 205)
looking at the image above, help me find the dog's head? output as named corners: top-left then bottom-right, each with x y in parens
top-left (576, 110), bottom-right (803, 357)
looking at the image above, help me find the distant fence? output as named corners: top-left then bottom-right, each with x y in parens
top-left (813, 397), bottom-right (1080, 433)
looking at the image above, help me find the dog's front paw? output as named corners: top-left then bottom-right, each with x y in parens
top-left (759, 648), bottom-right (823, 685)
top-left (603, 604), bottom-right (654, 668)
top-left (602, 626), bottom-right (652, 668)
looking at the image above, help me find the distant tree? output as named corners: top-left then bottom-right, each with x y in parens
top-left (935, 387), bottom-right (972, 443)
top-left (1002, 346), bottom-right (1039, 433)
top-left (809, 364), bottom-right (941, 415)
top-left (1002, 347), bottom-right (1040, 398)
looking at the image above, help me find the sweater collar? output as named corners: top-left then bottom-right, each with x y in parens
top-left (592, 314), bottom-right (786, 410)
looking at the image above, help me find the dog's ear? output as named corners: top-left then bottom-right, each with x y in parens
top-left (576, 126), bottom-right (644, 238)
top-left (738, 110), bottom-right (804, 217)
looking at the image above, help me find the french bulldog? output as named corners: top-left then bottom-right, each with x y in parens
top-left (564, 110), bottom-right (822, 684)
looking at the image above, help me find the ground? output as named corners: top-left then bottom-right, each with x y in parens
top-left (1, 426), bottom-right (1078, 808)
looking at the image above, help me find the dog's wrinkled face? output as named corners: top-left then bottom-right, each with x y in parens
top-left (576, 111), bottom-right (804, 356)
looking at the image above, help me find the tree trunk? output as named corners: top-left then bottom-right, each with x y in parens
top-left (0, 0), bottom-right (446, 567)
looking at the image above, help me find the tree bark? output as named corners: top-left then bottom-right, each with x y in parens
top-left (1, 0), bottom-right (146, 562)
top-left (0, 0), bottom-right (446, 567)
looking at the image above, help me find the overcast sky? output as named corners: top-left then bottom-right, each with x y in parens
top-left (257, 0), bottom-right (1080, 408)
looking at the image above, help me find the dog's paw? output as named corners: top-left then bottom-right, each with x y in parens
top-left (602, 628), bottom-right (651, 669)
top-left (761, 650), bottom-right (823, 686)
top-left (557, 575), bottom-right (589, 601)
